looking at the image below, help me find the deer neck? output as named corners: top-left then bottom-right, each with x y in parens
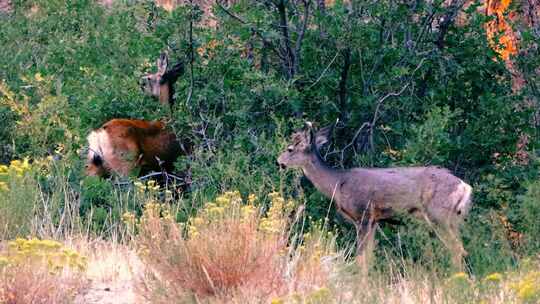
top-left (159, 83), bottom-right (173, 108)
top-left (302, 153), bottom-right (342, 200)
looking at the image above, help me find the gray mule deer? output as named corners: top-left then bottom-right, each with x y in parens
top-left (140, 52), bottom-right (184, 110)
top-left (277, 122), bottom-right (473, 268)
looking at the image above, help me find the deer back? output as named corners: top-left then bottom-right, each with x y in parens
top-left (86, 119), bottom-right (188, 177)
top-left (335, 166), bottom-right (468, 221)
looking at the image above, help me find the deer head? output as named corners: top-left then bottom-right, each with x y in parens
top-left (277, 122), bottom-right (333, 168)
top-left (140, 52), bottom-right (184, 108)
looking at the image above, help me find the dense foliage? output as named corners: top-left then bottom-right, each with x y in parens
top-left (0, 0), bottom-right (539, 276)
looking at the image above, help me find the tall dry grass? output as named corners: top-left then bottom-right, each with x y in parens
top-left (133, 191), bottom-right (339, 302)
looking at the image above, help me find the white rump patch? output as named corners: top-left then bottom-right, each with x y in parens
top-left (453, 181), bottom-right (473, 217)
top-left (87, 129), bottom-right (113, 165)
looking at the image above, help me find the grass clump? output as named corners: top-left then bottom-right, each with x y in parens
top-left (0, 238), bottom-right (88, 304)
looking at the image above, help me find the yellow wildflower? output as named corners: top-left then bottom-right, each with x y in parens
top-left (511, 271), bottom-right (540, 302)
top-left (451, 272), bottom-right (468, 280)
top-left (484, 272), bottom-right (503, 283)
top-left (2, 238), bottom-right (87, 273)
top-left (448, 272), bottom-right (470, 285)
top-left (0, 257), bottom-right (9, 267)
top-left (215, 196), bottom-right (230, 206)
top-left (164, 189), bottom-right (173, 201)
top-left (122, 211), bottom-right (136, 225)
top-left (307, 287), bottom-right (332, 302)
top-left (192, 217), bottom-right (204, 226)
top-left (34, 73), bottom-right (44, 82)
top-left (517, 282), bottom-right (537, 302)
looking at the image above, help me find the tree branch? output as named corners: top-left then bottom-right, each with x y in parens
top-left (216, 2), bottom-right (282, 59)
top-left (186, 0), bottom-right (195, 106)
top-left (276, 0), bottom-right (296, 79)
top-left (366, 83), bottom-right (410, 152)
top-left (293, 0), bottom-right (311, 74)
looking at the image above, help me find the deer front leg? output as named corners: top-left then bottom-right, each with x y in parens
top-left (355, 220), bottom-right (377, 273)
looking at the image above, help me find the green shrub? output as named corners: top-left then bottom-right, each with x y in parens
top-left (517, 180), bottom-right (540, 253)
top-left (0, 159), bottom-right (41, 239)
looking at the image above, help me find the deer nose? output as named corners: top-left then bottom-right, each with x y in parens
top-left (277, 161), bottom-right (286, 169)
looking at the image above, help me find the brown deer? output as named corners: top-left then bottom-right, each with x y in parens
top-left (85, 52), bottom-right (189, 179)
top-left (139, 52), bottom-right (184, 110)
top-left (277, 122), bottom-right (473, 268)
top-left (85, 119), bottom-right (190, 178)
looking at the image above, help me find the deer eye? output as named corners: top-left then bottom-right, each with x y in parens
top-left (287, 146), bottom-right (294, 152)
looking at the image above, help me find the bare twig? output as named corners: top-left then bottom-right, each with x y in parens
top-left (112, 171), bottom-right (188, 187)
top-left (370, 84), bottom-right (410, 128)
top-left (306, 52), bottom-right (339, 90)
top-left (339, 122), bottom-right (370, 164)
top-left (368, 56), bottom-right (428, 150)
top-left (368, 83), bottom-right (410, 151)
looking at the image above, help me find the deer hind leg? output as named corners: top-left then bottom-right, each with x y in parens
top-left (422, 213), bottom-right (466, 270)
top-left (440, 221), bottom-right (467, 271)
top-left (355, 219), bottom-right (378, 273)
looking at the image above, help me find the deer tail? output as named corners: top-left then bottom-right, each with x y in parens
top-left (455, 181), bottom-right (473, 217)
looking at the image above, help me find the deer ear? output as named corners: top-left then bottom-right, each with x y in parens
top-left (303, 121), bottom-right (314, 145)
top-left (161, 62), bottom-right (184, 84)
top-left (315, 124), bottom-right (333, 149)
top-left (157, 52), bottom-right (169, 75)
